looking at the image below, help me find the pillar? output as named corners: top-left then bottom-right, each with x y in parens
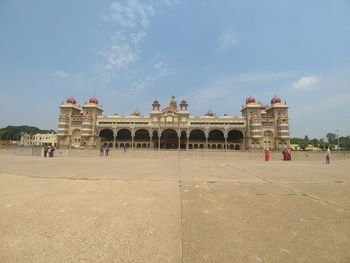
top-left (158, 134), bottom-right (161, 150)
top-left (113, 129), bottom-right (117, 149)
top-left (186, 135), bottom-right (189, 150)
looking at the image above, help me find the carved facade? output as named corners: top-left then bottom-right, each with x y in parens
top-left (57, 95), bottom-right (290, 150)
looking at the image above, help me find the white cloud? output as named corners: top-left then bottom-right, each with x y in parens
top-left (96, 0), bottom-right (159, 82)
top-left (55, 70), bottom-right (69, 79)
top-left (108, 0), bottom-right (155, 28)
top-left (292, 75), bottom-right (320, 90)
top-left (216, 31), bottom-right (238, 53)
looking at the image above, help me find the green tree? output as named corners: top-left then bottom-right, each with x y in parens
top-left (310, 138), bottom-right (319, 147)
top-left (326, 132), bottom-right (337, 144)
top-left (318, 138), bottom-right (326, 150)
top-left (298, 141), bottom-right (308, 151)
top-left (0, 126), bottom-right (56, 141)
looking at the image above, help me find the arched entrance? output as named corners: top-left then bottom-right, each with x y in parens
top-left (161, 129), bottom-right (178, 149)
top-left (99, 129), bottom-right (113, 148)
top-left (134, 129), bottom-right (150, 149)
top-left (189, 129), bottom-right (206, 149)
top-left (227, 130), bottom-right (244, 150)
top-left (208, 129), bottom-right (225, 149)
top-left (116, 129), bottom-right (132, 148)
top-left (263, 130), bottom-right (274, 149)
top-left (71, 129), bottom-right (82, 148)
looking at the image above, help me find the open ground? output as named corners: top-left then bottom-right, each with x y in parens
top-left (0, 150), bottom-right (349, 262)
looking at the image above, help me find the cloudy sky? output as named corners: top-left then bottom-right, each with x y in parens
top-left (0, 0), bottom-right (349, 138)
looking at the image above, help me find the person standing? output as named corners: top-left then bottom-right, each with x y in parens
top-left (44, 145), bottom-right (48, 157)
top-left (326, 147), bottom-right (331, 164)
top-left (287, 147), bottom-right (292, 161)
top-left (265, 148), bottom-right (270, 161)
top-left (282, 148), bottom-right (288, 161)
top-left (47, 146), bottom-right (51, 158)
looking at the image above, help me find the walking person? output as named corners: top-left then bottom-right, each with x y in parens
top-left (326, 147), bottom-right (331, 164)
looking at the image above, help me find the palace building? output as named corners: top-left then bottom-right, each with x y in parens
top-left (57, 95), bottom-right (290, 150)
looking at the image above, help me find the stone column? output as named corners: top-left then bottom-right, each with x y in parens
top-left (205, 130), bottom-right (209, 150)
top-left (131, 135), bottom-right (134, 149)
top-left (224, 130), bottom-right (228, 151)
top-left (178, 132), bottom-right (181, 150)
top-left (113, 129), bottom-right (117, 149)
top-left (158, 134), bottom-right (161, 150)
top-left (186, 135), bottom-right (189, 150)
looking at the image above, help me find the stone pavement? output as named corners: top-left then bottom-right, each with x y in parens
top-left (0, 152), bottom-right (349, 262)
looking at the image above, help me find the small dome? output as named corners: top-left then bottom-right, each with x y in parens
top-left (132, 110), bottom-right (140, 116)
top-left (180, 99), bottom-right (188, 105)
top-left (152, 99), bottom-right (160, 105)
top-left (67, 97), bottom-right (76, 104)
top-left (205, 109), bottom-right (214, 117)
top-left (271, 95), bottom-right (281, 104)
top-left (246, 95), bottom-right (256, 104)
top-left (260, 103), bottom-right (266, 110)
top-left (89, 96), bottom-right (98, 104)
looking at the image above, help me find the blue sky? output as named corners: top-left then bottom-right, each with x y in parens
top-left (0, 0), bottom-right (349, 138)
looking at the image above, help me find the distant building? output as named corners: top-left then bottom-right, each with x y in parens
top-left (57, 95), bottom-right (290, 150)
top-left (20, 133), bottom-right (57, 147)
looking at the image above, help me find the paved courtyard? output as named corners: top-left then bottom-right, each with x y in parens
top-left (0, 151), bottom-right (349, 262)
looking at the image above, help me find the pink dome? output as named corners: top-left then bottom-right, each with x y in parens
top-left (181, 99), bottom-right (188, 105)
top-left (271, 95), bottom-right (281, 104)
top-left (89, 96), bottom-right (98, 104)
top-left (152, 99), bottom-right (160, 105)
top-left (67, 97), bottom-right (76, 104)
top-left (246, 95), bottom-right (256, 104)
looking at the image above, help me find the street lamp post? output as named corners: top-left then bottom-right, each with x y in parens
top-left (336, 129), bottom-right (340, 151)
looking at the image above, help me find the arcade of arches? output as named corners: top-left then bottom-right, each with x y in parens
top-left (99, 128), bottom-right (244, 150)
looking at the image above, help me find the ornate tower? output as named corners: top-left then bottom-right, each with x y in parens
top-left (241, 95), bottom-right (262, 149)
top-left (57, 97), bottom-right (82, 148)
top-left (266, 95), bottom-right (290, 150)
top-left (81, 96), bottom-right (103, 148)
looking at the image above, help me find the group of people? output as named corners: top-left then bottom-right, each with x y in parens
top-left (282, 148), bottom-right (292, 161)
top-left (264, 147), bottom-right (293, 161)
top-left (100, 145), bottom-right (110, 156)
top-left (264, 146), bottom-right (332, 164)
top-left (44, 145), bottom-right (55, 157)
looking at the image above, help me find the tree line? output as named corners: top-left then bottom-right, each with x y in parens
top-left (291, 133), bottom-right (350, 151)
top-left (0, 126), bottom-right (56, 141)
